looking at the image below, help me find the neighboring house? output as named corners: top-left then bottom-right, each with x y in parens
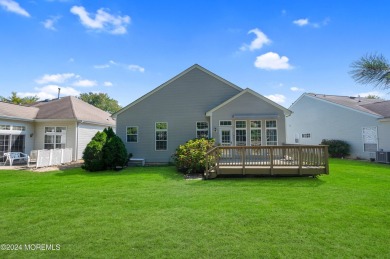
top-left (113, 64), bottom-right (292, 163)
top-left (0, 96), bottom-right (115, 162)
top-left (287, 93), bottom-right (390, 160)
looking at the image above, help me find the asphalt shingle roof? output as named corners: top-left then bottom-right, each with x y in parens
top-left (307, 93), bottom-right (390, 118)
top-left (1, 96), bottom-right (115, 126)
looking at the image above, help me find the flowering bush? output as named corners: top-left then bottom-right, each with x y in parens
top-left (172, 138), bottom-right (215, 173)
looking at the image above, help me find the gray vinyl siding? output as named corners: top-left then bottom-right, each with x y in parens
top-left (286, 95), bottom-right (381, 160)
top-left (77, 123), bottom-right (108, 160)
top-left (117, 67), bottom-right (241, 163)
top-left (378, 121), bottom-right (390, 151)
top-left (210, 92), bottom-right (287, 145)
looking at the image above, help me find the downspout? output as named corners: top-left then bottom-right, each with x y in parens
top-left (75, 120), bottom-right (79, 161)
top-left (209, 114), bottom-right (213, 139)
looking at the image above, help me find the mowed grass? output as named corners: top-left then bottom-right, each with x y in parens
top-left (0, 159), bottom-right (389, 258)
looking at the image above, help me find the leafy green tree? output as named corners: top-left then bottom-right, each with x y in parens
top-left (350, 53), bottom-right (390, 90)
top-left (0, 92), bottom-right (39, 105)
top-left (79, 92), bottom-right (121, 114)
top-left (365, 94), bottom-right (381, 99)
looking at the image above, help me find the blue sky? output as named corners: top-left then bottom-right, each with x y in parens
top-left (1, 0), bottom-right (389, 108)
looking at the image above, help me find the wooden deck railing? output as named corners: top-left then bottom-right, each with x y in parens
top-left (204, 145), bottom-right (329, 179)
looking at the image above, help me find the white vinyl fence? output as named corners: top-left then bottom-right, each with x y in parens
top-left (31, 148), bottom-right (73, 168)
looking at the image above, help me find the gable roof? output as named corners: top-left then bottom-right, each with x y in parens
top-left (0, 96), bottom-right (115, 126)
top-left (206, 88), bottom-right (292, 116)
top-left (113, 64), bottom-right (243, 117)
top-left (292, 93), bottom-right (388, 118)
top-left (0, 101), bottom-right (39, 121)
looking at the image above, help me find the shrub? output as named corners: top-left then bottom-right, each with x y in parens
top-left (82, 131), bottom-right (107, 172)
top-left (172, 138), bottom-right (215, 173)
top-left (103, 135), bottom-right (129, 170)
top-left (82, 127), bottom-right (130, 172)
top-left (321, 139), bottom-right (351, 158)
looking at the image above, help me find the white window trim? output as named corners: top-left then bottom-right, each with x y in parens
top-left (235, 120), bottom-right (247, 146)
top-left (155, 122), bottom-right (168, 151)
top-left (250, 120), bottom-right (262, 146)
top-left (219, 120), bottom-right (232, 126)
top-left (126, 126), bottom-right (139, 143)
top-left (196, 121), bottom-right (209, 138)
top-left (44, 126), bottom-right (67, 149)
top-left (265, 120), bottom-right (278, 146)
top-left (362, 126), bottom-right (378, 152)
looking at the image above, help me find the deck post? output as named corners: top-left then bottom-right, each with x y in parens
top-left (298, 146), bottom-right (303, 175)
top-left (270, 147), bottom-right (274, 175)
top-left (242, 148), bottom-right (246, 175)
top-left (324, 145), bottom-right (329, 174)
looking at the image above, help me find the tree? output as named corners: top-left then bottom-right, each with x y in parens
top-left (0, 92), bottom-right (39, 105)
top-left (365, 94), bottom-right (381, 99)
top-left (350, 53), bottom-right (390, 90)
top-left (78, 92), bottom-right (121, 114)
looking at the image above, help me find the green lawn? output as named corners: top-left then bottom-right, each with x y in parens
top-left (0, 159), bottom-right (389, 258)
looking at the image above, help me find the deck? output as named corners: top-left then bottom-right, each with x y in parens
top-left (204, 145), bottom-right (329, 179)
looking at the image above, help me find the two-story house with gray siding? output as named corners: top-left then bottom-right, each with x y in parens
top-left (113, 64), bottom-right (292, 163)
top-left (286, 93), bottom-right (390, 160)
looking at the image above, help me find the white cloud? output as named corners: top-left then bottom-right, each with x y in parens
top-left (290, 87), bottom-right (304, 92)
top-left (72, 79), bottom-right (97, 87)
top-left (254, 52), bottom-right (293, 70)
top-left (293, 18), bottom-right (309, 26)
top-left (70, 5), bottom-right (130, 35)
top-left (94, 60), bottom-right (145, 72)
top-left (103, 81), bottom-right (113, 87)
top-left (128, 64), bottom-right (145, 72)
top-left (94, 64), bottom-right (110, 69)
top-left (0, 0), bottom-right (30, 17)
top-left (18, 85), bottom-right (80, 100)
top-left (42, 16), bottom-right (61, 31)
top-left (265, 94), bottom-right (286, 104)
top-left (240, 28), bottom-right (271, 51)
top-left (293, 17), bottom-right (330, 28)
top-left (35, 73), bottom-right (78, 84)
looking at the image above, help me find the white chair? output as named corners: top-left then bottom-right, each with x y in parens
top-left (4, 152), bottom-right (29, 166)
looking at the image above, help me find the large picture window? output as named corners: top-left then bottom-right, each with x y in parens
top-left (155, 122), bottom-right (168, 151)
top-left (127, 126), bottom-right (138, 142)
top-left (196, 122), bottom-right (209, 138)
top-left (44, 126), bottom-right (66, 149)
top-left (266, 120), bottom-right (277, 146)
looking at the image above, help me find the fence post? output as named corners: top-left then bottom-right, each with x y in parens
top-left (270, 147), bottom-right (274, 175)
top-left (242, 148), bottom-right (246, 175)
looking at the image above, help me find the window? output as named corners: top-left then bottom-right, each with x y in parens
top-left (362, 127), bottom-right (378, 152)
top-left (266, 120), bottom-right (277, 145)
top-left (235, 121), bottom-right (247, 146)
top-left (0, 125), bottom-right (11, 130)
top-left (219, 120), bottom-right (232, 126)
top-left (196, 122), bottom-right (209, 138)
top-left (302, 133), bottom-right (311, 139)
top-left (250, 120), bottom-right (261, 146)
top-left (0, 125), bottom-right (25, 131)
top-left (44, 126), bottom-right (66, 149)
top-left (155, 122), bottom-right (168, 151)
top-left (0, 135), bottom-right (25, 162)
top-left (127, 126), bottom-right (138, 142)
